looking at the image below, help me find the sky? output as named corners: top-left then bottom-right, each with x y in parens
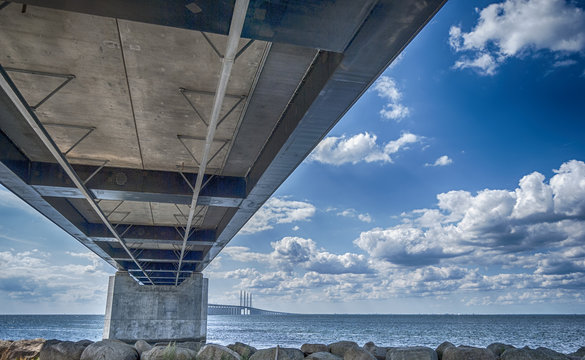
top-left (1, 0), bottom-right (585, 314)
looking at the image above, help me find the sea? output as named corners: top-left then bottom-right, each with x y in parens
top-left (0, 314), bottom-right (584, 354)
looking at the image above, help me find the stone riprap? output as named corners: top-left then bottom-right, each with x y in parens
top-left (0, 339), bottom-right (583, 360)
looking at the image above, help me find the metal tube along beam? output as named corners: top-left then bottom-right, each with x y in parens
top-left (0, 66), bottom-right (153, 284)
top-left (176, 0), bottom-right (250, 285)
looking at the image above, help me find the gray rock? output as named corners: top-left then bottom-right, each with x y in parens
top-left (143, 345), bottom-right (197, 360)
top-left (39, 339), bottom-right (92, 360)
top-left (2, 338), bottom-right (45, 360)
top-left (180, 342), bottom-right (205, 353)
top-left (442, 346), bottom-right (496, 360)
top-left (435, 342), bottom-right (454, 360)
top-left (228, 342), bottom-right (257, 359)
top-left (329, 342), bottom-right (360, 357)
top-left (249, 347), bottom-right (304, 360)
top-left (386, 347), bottom-right (437, 360)
top-left (567, 347), bottom-right (585, 360)
top-left (80, 339), bottom-right (138, 360)
top-left (197, 344), bottom-right (241, 360)
top-left (487, 343), bottom-right (515, 357)
top-left (302, 344), bottom-right (329, 355)
top-left (307, 352), bottom-right (343, 360)
top-left (344, 347), bottom-right (376, 360)
top-left (76, 340), bottom-right (94, 347)
top-left (364, 342), bottom-right (390, 360)
top-left (134, 340), bottom-right (152, 356)
top-left (501, 347), bottom-right (569, 360)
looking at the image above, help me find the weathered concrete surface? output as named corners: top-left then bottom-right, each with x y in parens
top-left (103, 271), bottom-right (208, 342)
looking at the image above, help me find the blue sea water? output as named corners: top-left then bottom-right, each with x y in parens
top-left (0, 314), bottom-right (584, 354)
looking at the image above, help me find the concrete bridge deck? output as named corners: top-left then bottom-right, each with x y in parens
top-left (0, 0), bottom-right (446, 342)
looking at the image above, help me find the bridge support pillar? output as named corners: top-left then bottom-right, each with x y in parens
top-left (103, 271), bottom-right (208, 343)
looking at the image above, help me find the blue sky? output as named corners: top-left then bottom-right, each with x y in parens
top-left (2, 0), bottom-right (585, 314)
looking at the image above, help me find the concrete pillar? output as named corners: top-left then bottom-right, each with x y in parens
top-left (103, 271), bottom-right (208, 343)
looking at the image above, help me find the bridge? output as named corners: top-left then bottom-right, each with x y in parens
top-left (0, 0), bottom-right (446, 343)
top-left (208, 305), bottom-right (289, 316)
top-left (207, 290), bottom-right (290, 315)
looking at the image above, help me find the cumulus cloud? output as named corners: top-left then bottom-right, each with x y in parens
top-left (356, 160), bottom-right (585, 266)
top-left (310, 132), bottom-right (420, 165)
top-left (337, 208), bottom-right (373, 223)
top-left (220, 161), bottom-right (585, 307)
top-left (373, 76), bottom-right (410, 120)
top-left (0, 249), bottom-right (113, 306)
top-left (426, 155), bottom-right (453, 167)
top-left (224, 237), bottom-right (372, 275)
top-left (449, 0), bottom-right (585, 75)
top-left (241, 196), bottom-right (316, 234)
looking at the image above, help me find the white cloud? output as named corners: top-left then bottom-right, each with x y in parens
top-left (553, 59), bottom-right (578, 67)
top-left (310, 132), bottom-right (420, 166)
top-left (449, 0), bottom-right (585, 75)
top-left (356, 160), bottom-right (585, 267)
top-left (240, 196), bottom-right (316, 234)
top-left (373, 76), bottom-right (410, 120)
top-left (292, 225), bottom-right (300, 231)
top-left (219, 161), bottom-right (585, 307)
top-left (0, 249), bottom-right (113, 306)
top-left (224, 237), bottom-right (373, 275)
top-left (426, 155), bottom-right (453, 167)
top-left (337, 208), bottom-right (373, 223)
top-left (357, 213), bottom-right (373, 223)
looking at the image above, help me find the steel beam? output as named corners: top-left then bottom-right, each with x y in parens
top-left (87, 224), bottom-right (215, 242)
top-left (121, 261), bottom-right (198, 272)
top-left (27, 162), bottom-right (245, 207)
top-left (176, 0), bottom-right (248, 285)
top-left (103, 248), bottom-right (203, 262)
top-left (9, 0), bottom-right (377, 52)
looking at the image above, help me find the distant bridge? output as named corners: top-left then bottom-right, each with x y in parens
top-left (208, 290), bottom-right (290, 315)
top-left (208, 304), bottom-right (290, 316)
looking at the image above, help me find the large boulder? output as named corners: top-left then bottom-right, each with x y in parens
top-left (435, 342), bottom-right (454, 360)
top-left (501, 347), bottom-right (569, 360)
top-left (487, 343), bottom-right (515, 357)
top-left (386, 347), bottom-right (437, 360)
top-left (307, 352), bottom-right (343, 360)
top-left (364, 342), bottom-right (390, 360)
top-left (249, 347), bottom-right (304, 360)
top-left (198, 344), bottom-right (241, 360)
top-left (329, 342), bottom-right (360, 357)
top-left (228, 342), bottom-right (257, 359)
top-left (143, 345), bottom-right (197, 360)
top-left (1, 338), bottom-right (45, 360)
top-left (302, 344), bottom-right (329, 355)
top-left (179, 342), bottom-right (205, 353)
top-left (442, 346), bottom-right (496, 360)
top-left (39, 339), bottom-right (93, 360)
top-left (134, 340), bottom-right (152, 356)
top-left (345, 347), bottom-right (376, 360)
top-left (80, 339), bottom-right (138, 360)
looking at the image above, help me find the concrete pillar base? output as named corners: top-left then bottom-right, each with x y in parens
top-left (103, 271), bottom-right (208, 343)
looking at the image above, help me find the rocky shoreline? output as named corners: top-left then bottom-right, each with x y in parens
top-left (1, 338), bottom-right (584, 360)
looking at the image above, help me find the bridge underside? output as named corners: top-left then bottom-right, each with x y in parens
top-left (0, 0), bottom-right (445, 342)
